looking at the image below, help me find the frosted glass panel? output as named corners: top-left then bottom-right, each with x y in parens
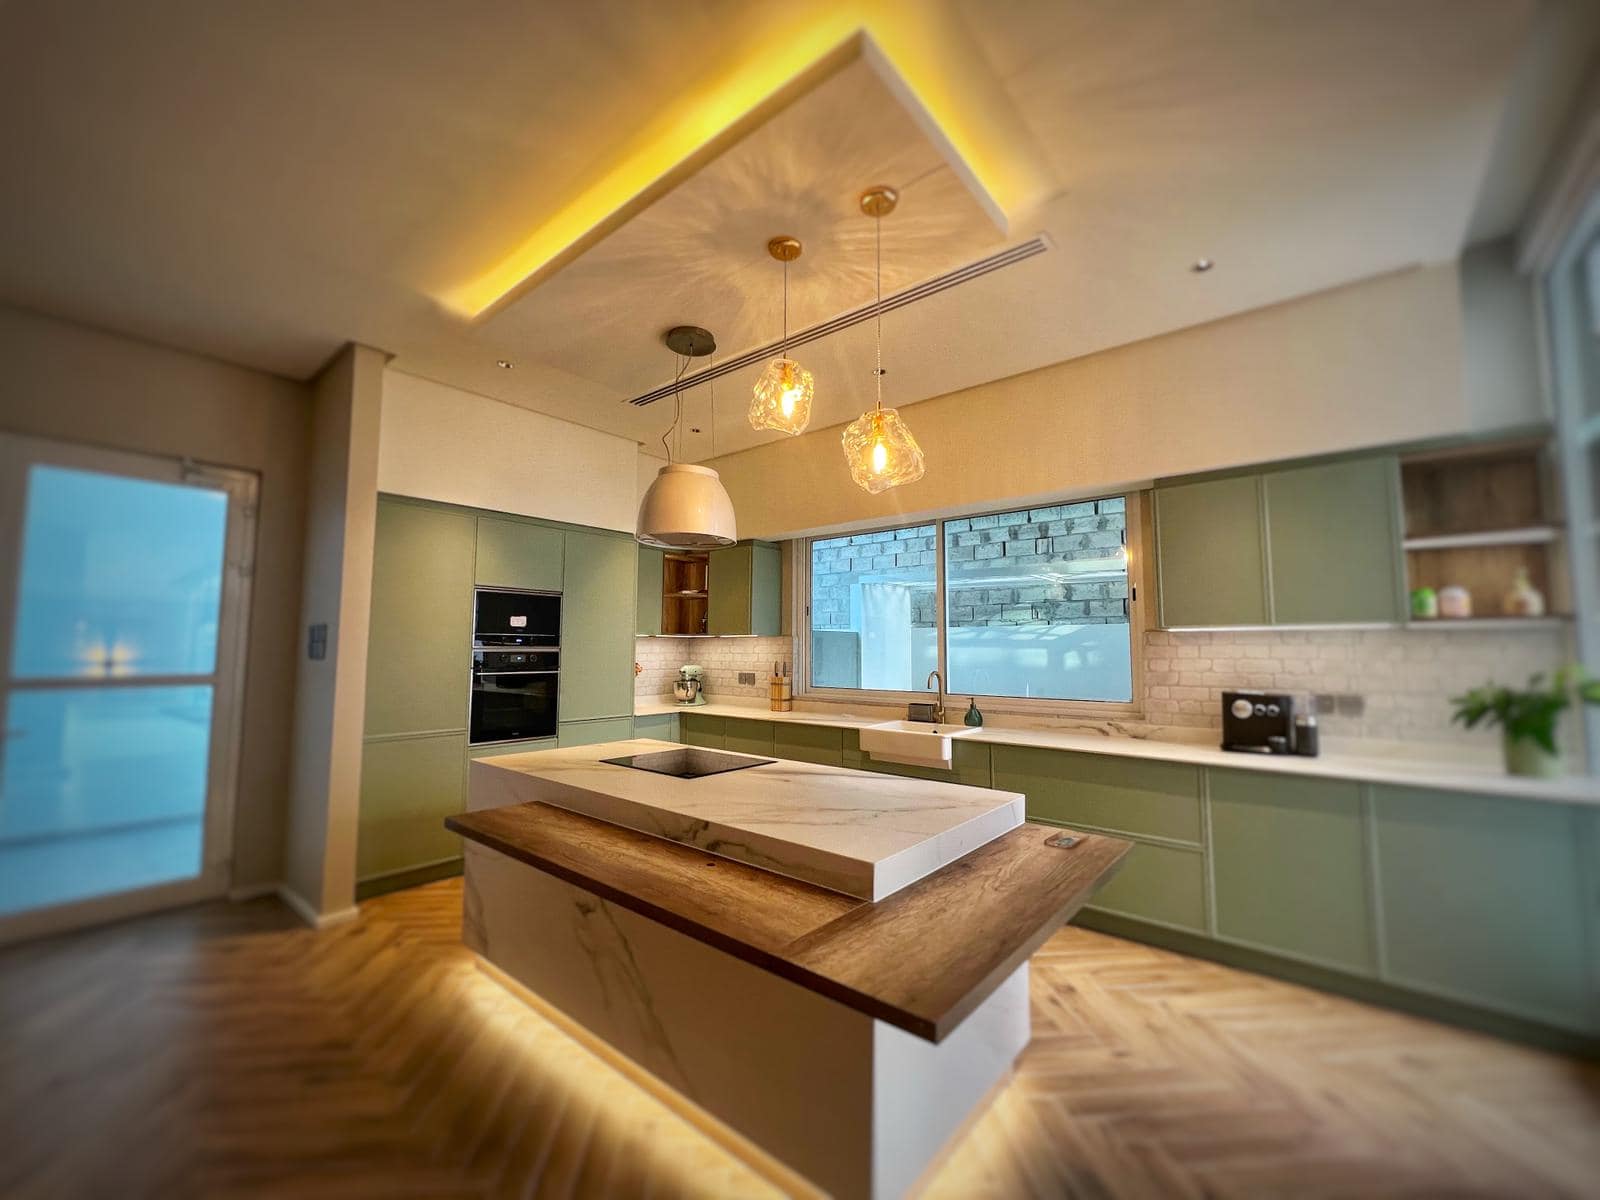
top-left (0, 686), bottom-right (210, 914)
top-left (10, 465), bottom-right (228, 678)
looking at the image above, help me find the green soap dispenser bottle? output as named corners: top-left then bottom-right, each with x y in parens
top-left (963, 697), bottom-right (983, 727)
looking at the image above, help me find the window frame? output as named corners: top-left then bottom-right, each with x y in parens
top-left (796, 492), bottom-right (1146, 719)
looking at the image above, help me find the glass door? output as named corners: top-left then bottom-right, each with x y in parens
top-left (0, 434), bottom-right (256, 941)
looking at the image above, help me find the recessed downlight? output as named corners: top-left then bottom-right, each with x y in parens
top-left (1191, 258), bottom-right (1214, 273)
top-left (495, 358), bottom-right (514, 369)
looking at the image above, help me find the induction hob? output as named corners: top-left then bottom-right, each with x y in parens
top-left (600, 747), bottom-right (775, 779)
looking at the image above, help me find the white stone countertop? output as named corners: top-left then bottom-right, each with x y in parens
top-left (635, 699), bottom-right (1600, 807)
top-left (469, 739), bottom-right (1025, 901)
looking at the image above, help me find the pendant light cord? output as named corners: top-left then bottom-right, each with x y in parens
top-left (781, 258), bottom-right (789, 359)
top-left (874, 209), bottom-right (883, 413)
top-left (663, 353), bottom-right (687, 464)
top-left (709, 351), bottom-right (717, 459)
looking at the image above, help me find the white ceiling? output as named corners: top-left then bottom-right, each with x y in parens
top-left (0, 1), bottom-right (1593, 462)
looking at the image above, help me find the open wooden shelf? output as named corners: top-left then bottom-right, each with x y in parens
top-left (1402, 526), bottom-right (1560, 552)
top-left (661, 552), bottom-right (710, 635)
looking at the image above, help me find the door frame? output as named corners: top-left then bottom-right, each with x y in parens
top-left (0, 433), bottom-right (258, 945)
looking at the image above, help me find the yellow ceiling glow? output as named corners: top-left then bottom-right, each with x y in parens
top-left (443, 2), bottom-right (1054, 322)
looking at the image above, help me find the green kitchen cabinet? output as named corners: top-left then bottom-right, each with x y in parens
top-left (559, 529), bottom-right (637, 721)
top-left (634, 713), bottom-right (678, 742)
top-left (707, 541), bottom-right (782, 636)
top-left (1263, 456), bottom-right (1404, 624)
top-left (1154, 476), bottom-right (1268, 627)
top-left (469, 736), bottom-right (557, 758)
top-left (357, 732), bottom-right (468, 883)
top-left (364, 500), bottom-right (476, 737)
top-left (723, 717), bottom-right (775, 757)
top-left (1371, 785), bottom-right (1594, 1032)
top-left (475, 517), bottom-right (563, 591)
top-left (991, 746), bottom-right (1202, 844)
top-left (1208, 769), bottom-right (1374, 973)
top-left (855, 738), bottom-right (991, 788)
top-left (1087, 841), bottom-right (1207, 932)
top-left (679, 713), bottom-right (724, 748)
top-left (773, 722), bottom-right (844, 766)
top-left (636, 546), bottom-right (664, 636)
top-left (558, 717), bottom-right (634, 747)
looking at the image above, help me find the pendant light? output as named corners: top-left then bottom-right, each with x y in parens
top-left (636, 325), bottom-right (738, 549)
top-left (842, 186), bottom-right (925, 494)
top-left (748, 235), bottom-right (814, 435)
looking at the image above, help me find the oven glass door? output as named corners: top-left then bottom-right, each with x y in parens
top-left (470, 667), bottom-right (559, 745)
top-left (474, 589), bottom-right (560, 644)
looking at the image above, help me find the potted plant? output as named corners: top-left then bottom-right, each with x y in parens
top-left (1450, 667), bottom-right (1600, 778)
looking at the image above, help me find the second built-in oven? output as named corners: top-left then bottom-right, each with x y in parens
top-left (470, 588), bottom-right (561, 746)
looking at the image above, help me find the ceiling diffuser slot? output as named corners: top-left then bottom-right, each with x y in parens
top-left (627, 235), bottom-right (1051, 407)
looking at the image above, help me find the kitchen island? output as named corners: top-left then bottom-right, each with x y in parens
top-left (448, 740), bottom-right (1129, 1199)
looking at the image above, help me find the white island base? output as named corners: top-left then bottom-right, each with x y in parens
top-left (464, 840), bottom-right (1029, 1200)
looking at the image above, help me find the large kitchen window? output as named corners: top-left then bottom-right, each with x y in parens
top-left (804, 497), bottom-right (1137, 708)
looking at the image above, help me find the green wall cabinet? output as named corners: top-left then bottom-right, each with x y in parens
top-left (357, 733), bottom-right (467, 882)
top-left (559, 529), bottom-right (637, 721)
top-left (679, 713), bottom-right (724, 748)
top-left (635, 713), bottom-right (678, 742)
top-left (1371, 786), bottom-right (1594, 1032)
top-left (1154, 476), bottom-right (1268, 627)
top-left (558, 717), bottom-right (635, 747)
top-left (1154, 454), bottom-right (1404, 627)
top-left (1264, 456), bottom-right (1404, 624)
top-left (475, 517), bottom-right (563, 591)
top-left (636, 546), bottom-right (664, 636)
top-left (364, 501), bottom-right (475, 737)
top-left (1209, 769), bottom-right (1374, 973)
top-left (707, 541), bottom-right (782, 636)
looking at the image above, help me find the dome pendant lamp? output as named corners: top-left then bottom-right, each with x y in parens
top-left (636, 325), bottom-right (738, 549)
top-left (749, 236), bottom-right (814, 435)
top-left (842, 186), bottom-right (925, 494)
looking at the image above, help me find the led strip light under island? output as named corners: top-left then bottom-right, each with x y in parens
top-left (446, 739), bottom-right (1130, 1199)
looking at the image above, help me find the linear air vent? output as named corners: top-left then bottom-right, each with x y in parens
top-left (626, 235), bottom-right (1051, 407)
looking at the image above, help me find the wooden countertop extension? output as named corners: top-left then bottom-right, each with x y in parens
top-left (446, 801), bottom-right (1131, 1043)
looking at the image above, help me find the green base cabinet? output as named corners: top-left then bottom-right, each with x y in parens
top-left (773, 723), bottom-right (844, 766)
top-left (1209, 769), bottom-right (1374, 973)
top-left (679, 713), bottom-right (724, 748)
top-left (559, 530), bottom-right (637, 722)
top-left (469, 737), bottom-right (557, 758)
top-left (558, 717), bottom-right (634, 747)
top-left (992, 747), bottom-right (1201, 843)
top-left (475, 517), bottom-right (563, 591)
top-left (1371, 785), bottom-right (1595, 1032)
top-left (1090, 842), bottom-right (1208, 932)
top-left (357, 733), bottom-right (467, 883)
top-left (634, 713), bottom-right (678, 742)
top-left (723, 717), bottom-right (775, 757)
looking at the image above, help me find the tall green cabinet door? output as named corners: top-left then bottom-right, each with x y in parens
top-left (1371, 786), bottom-right (1594, 1032)
top-left (1263, 456), bottom-right (1403, 624)
top-left (357, 732), bottom-right (468, 882)
top-left (636, 546), bottom-right (664, 636)
top-left (475, 518), bottom-right (563, 591)
top-left (706, 541), bottom-right (781, 635)
top-left (1208, 769), bottom-right (1374, 973)
top-left (559, 530), bottom-right (637, 721)
top-left (749, 541), bottom-right (781, 636)
top-left (1154, 476), bottom-right (1268, 627)
top-left (365, 500), bottom-right (476, 737)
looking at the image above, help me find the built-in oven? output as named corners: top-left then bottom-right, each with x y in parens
top-left (470, 588), bottom-right (561, 746)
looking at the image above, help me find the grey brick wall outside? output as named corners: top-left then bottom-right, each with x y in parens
top-left (810, 499), bottom-right (1129, 631)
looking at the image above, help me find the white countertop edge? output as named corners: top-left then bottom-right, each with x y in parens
top-left (633, 699), bottom-right (1600, 807)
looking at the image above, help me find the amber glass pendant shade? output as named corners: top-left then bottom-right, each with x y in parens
top-left (841, 406), bottom-right (924, 494)
top-left (749, 356), bottom-right (814, 435)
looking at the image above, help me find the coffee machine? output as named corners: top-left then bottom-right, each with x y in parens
top-left (672, 664), bottom-right (706, 707)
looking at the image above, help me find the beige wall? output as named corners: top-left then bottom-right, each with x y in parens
top-left (380, 369), bottom-right (650, 532)
top-left (706, 264), bottom-right (1490, 540)
top-left (283, 344), bottom-right (385, 919)
top-left (0, 303), bottom-right (310, 890)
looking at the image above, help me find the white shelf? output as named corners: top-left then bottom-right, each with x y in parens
top-left (1404, 616), bottom-right (1569, 631)
top-left (1402, 526), bottom-right (1560, 551)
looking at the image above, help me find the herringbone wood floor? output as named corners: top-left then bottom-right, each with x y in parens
top-left (2, 879), bottom-right (1596, 1199)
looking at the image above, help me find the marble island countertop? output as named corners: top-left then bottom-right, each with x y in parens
top-left (468, 739), bottom-right (1025, 900)
top-left (636, 699), bottom-right (1600, 807)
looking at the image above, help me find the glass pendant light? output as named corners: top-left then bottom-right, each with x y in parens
top-left (749, 235), bottom-right (814, 435)
top-left (637, 326), bottom-right (738, 549)
top-left (842, 185), bottom-right (924, 493)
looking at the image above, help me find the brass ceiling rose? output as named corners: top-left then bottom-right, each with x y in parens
top-left (859, 185), bottom-right (898, 218)
top-left (767, 235), bottom-right (802, 262)
top-left (662, 325), bottom-right (716, 357)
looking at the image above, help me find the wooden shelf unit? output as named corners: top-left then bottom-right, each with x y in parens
top-left (1399, 440), bottom-right (1570, 620)
top-left (661, 552), bottom-right (709, 635)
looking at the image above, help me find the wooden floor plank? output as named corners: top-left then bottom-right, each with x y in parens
top-left (0, 877), bottom-right (1596, 1200)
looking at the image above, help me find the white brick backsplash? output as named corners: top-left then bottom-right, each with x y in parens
top-left (635, 636), bottom-right (796, 702)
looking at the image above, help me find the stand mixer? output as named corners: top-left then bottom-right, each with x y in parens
top-left (672, 664), bottom-right (706, 706)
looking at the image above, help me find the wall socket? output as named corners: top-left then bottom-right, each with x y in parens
top-left (737, 672), bottom-right (757, 686)
top-left (1314, 692), bottom-right (1366, 717)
